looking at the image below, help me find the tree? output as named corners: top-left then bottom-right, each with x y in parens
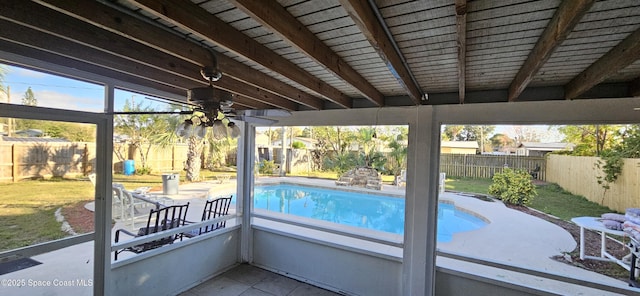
top-left (445, 125), bottom-right (495, 153)
top-left (113, 99), bottom-right (173, 174)
top-left (21, 87), bottom-right (37, 106)
top-left (442, 125), bottom-right (464, 141)
top-left (490, 133), bottom-right (514, 151)
top-left (595, 125), bottom-right (640, 196)
top-left (387, 127), bottom-right (408, 183)
top-left (558, 125), bottom-right (622, 156)
top-left (185, 134), bottom-right (204, 181)
top-left (353, 127), bottom-right (377, 167)
top-left (206, 136), bottom-right (236, 169)
top-left (511, 126), bottom-right (541, 144)
top-left (310, 126), bottom-right (355, 171)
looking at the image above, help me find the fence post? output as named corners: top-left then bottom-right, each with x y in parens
top-left (172, 145), bottom-right (176, 171)
top-left (12, 144), bottom-right (18, 183)
top-left (82, 144), bottom-right (89, 176)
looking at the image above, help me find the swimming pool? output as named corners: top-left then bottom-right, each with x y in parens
top-left (253, 184), bottom-right (487, 242)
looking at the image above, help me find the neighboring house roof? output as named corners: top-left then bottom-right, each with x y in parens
top-left (2, 136), bottom-right (70, 143)
top-left (14, 129), bottom-right (44, 137)
top-left (441, 141), bottom-right (479, 149)
top-left (517, 142), bottom-right (575, 151)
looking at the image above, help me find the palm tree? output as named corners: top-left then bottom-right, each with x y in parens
top-left (354, 127), bottom-right (377, 167)
top-left (207, 136), bottom-right (236, 169)
top-left (185, 134), bottom-right (205, 181)
top-left (388, 137), bottom-right (407, 184)
top-left (113, 99), bottom-right (173, 174)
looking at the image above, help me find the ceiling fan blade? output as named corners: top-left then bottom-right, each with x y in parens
top-left (111, 110), bottom-right (193, 115)
top-left (238, 109), bottom-right (291, 117)
top-left (235, 115), bottom-right (279, 125)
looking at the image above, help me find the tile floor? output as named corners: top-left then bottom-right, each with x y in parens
top-left (180, 264), bottom-right (343, 296)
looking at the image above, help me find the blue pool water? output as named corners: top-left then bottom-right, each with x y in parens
top-left (252, 184), bottom-right (487, 242)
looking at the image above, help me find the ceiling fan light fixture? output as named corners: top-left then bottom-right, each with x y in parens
top-left (175, 119), bottom-right (193, 138)
top-left (212, 119), bottom-right (227, 140)
top-left (195, 124), bottom-right (207, 139)
top-left (227, 121), bottom-right (241, 139)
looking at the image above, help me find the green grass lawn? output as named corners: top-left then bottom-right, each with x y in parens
top-left (0, 178), bottom-right (94, 251)
top-left (446, 176), bottom-right (616, 220)
top-left (0, 170), bottom-right (236, 252)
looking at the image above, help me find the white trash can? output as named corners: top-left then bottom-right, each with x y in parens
top-left (162, 173), bottom-right (179, 195)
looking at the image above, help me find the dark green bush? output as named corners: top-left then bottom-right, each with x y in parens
top-left (488, 168), bottom-right (537, 206)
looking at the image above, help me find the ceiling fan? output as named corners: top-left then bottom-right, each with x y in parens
top-left (112, 65), bottom-right (291, 139)
top-left (186, 83), bottom-right (290, 126)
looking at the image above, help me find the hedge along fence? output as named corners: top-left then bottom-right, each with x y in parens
top-left (546, 154), bottom-right (640, 212)
top-left (439, 154), bottom-right (546, 180)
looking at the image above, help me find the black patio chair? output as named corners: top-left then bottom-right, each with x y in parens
top-left (183, 196), bottom-right (232, 238)
top-left (114, 203), bottom-right (189, 260)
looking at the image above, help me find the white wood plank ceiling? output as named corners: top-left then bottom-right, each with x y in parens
top-left (0, 0), bottom-right (638, 110)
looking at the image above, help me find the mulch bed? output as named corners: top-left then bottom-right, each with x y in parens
top-left (61, 201), bottom-right (95, 234)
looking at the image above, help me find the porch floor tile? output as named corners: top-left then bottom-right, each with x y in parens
top-left (181, 264), bottom-right (342, 296)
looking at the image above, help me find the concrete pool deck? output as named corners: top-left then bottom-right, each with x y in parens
top-left (0, 176), bottom-right (634, 295)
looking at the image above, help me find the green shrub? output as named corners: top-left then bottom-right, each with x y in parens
top-left (292, 141), bottom-right (306, 149)
top-left (258, 160), bottom-right (276, 175)
top-left (488, 168), bottom-right (537, 206)
top-left (136, 166), bottom-right (152, 175)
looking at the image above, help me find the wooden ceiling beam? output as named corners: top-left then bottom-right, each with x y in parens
top-left (0, 40), bottom-right (186, 100)
top-left (1, 1), bottom-right (293, 110)
top-left (216, 77), bottom-right (298, 111)
top-left (127, 0), bottom-right (353, 108)
top-left (34, 0), bottom-right (324, 110)
top-left (0, 1), bottom-right (205, 86)
top-left (630, 77), bottom-right (640, 97)
top-left (508, 0), bottom-right (594, 102)
top-left (565, 28), bottom-right (640, 99)
top-left (455, 0), bottom-right (467, 104)
top-left (230, 0), bottom-right (384, 106)
top-left (0, 19), bottom-right (201, 90)
top-left (233, 95), bottom-right (273, 110)
top-left (339, 0), bottom-right (421, 105)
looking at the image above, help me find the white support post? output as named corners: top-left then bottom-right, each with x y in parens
top-left (95, 83), bottom-right (114, 296)
top-left (237, 122), bottom-right (255, 262)
top-left (402, 106), bottom-right (438, 295)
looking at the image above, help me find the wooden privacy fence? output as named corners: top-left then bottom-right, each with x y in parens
top-left (0, 141), bottom-right (239, 182)
top-left (117, 144), bottom-right (189, 173)
top-left (439, 154), bottom-right (546, 180)
top-left (546, 154), bottom-right (640, 212)
top-left (0, 142), bottom-right (95, 182)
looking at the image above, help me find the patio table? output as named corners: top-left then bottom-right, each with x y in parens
top-left (571, 216), bottom-right (630, 271)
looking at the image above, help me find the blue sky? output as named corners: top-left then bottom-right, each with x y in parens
top-left (1, 64), bottom-right (172, 112)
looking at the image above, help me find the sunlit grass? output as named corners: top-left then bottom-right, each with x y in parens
top-left (446, 176), bottom-right (616, 220)
top-left (0, 178), bottom-right (94, 251)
